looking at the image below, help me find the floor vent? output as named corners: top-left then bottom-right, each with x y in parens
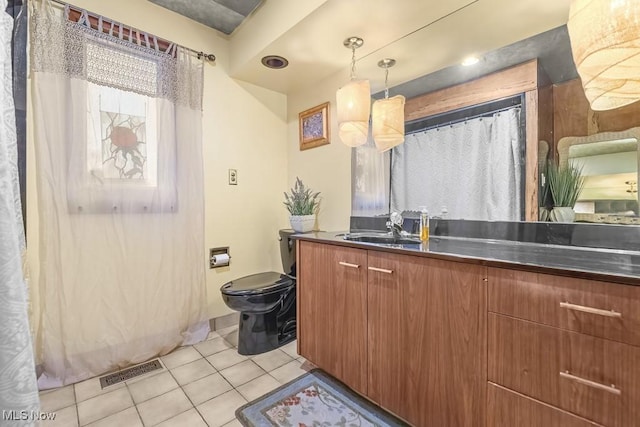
top-left (99, 359), bottom-right (163, 389)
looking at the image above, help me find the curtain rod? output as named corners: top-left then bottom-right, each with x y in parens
top-left (406, 105), bottom-right (522, 136)
top-left (405, 95), bottom-right (523, 136)
top-left (41, 0), bottom-right (216, 62)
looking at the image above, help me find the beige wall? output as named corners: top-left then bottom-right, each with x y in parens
top-left (287, 72), bottom-right (354, 232)
top-left (26, 0), bottom-right (289, 322)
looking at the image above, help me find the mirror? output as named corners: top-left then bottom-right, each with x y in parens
top-left (557, 127), bottom-right (640, 224)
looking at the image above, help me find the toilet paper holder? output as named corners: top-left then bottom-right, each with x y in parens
top-left (209, 247), bottom-right (231, 269)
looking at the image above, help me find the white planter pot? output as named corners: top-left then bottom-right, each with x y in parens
top-left (549, 207), bottom-right (575, 223)
top-left (539, 207), bottom-right (550, 222)
top-left (289, 214), bottom-right (316, 233)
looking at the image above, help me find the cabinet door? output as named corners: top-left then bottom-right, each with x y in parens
top-left (298, 241), bottom-right (368, 395)
top-left (368, 251), bottom-right (487, 426)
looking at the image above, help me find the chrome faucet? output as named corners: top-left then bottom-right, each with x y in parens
top-left (386, 211), bottom-right (404, 238)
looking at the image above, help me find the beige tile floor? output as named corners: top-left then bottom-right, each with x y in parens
top-left (38, 326), bottom-right (309, 427)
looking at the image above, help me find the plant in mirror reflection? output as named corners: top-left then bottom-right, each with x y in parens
top-left (284, 177), bottom-right (321, 215)
top-left (544, 160), bottom-right (585, 208)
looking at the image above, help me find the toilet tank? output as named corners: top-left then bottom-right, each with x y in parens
top-left (279, 229), bottom-right (296, 277)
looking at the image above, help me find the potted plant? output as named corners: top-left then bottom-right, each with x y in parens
top-left (284, 177), bottom-right (321, 232)
top-left (543, 160), bottom-right (585, 222)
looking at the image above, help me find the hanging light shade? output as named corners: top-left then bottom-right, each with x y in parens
top-left (336, 37), bottom-right (370, 147)
top-left (372, 58), bottom-right (405, 152)
top-left (567, 0), bottom-right (640, 111)
top-left (372, 95), bottom-right (405, 152)
top-left (337, 79), bottom-right (371, 147)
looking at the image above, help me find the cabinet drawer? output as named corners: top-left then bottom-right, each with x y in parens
top-left (488, 383), bottom-right (602, 427)
top-left (488, 267), bottom-right (640, 346)
top-left (488, 314), bottom-right (640, 427)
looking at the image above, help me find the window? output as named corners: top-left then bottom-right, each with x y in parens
top-left (62, 7), bottom-right (178, 213)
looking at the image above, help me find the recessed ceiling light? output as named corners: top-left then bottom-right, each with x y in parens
top-left (462, 56), bottom-right (480, 66)
top-left (261, 55), bottom-right (289, 69)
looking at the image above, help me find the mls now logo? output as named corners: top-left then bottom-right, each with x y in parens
top-left (3, 410), bottom-right (57, 421)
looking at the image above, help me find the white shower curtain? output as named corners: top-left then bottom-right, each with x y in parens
top-left (391, 108), bottom-right (523, 220)
top-left (0, 0), bottom-right (40, 421)
top-left (31, 1), bottom-right (208, 388)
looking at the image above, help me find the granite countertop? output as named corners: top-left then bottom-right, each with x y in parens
top-left (293, 231), bottom-right (640, 286)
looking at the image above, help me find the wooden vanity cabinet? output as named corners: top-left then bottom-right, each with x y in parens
top-left (297, 240), bottom-right (487, 426)
top-left (298, 241), bottom-right (640, 426)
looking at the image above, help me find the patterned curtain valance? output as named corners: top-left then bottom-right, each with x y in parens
top-left (30, 2), bottom-right (203, 110)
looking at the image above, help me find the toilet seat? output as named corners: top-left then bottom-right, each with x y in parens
top-left (220, 271), bottom-right (294, 296)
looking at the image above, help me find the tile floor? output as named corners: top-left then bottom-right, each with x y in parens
top-left (38, 326), bottom-right (310, 427)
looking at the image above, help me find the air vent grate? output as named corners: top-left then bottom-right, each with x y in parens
top-left (99, 359), bottom-right (163, 388)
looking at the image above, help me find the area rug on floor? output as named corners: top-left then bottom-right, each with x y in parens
top-left (236, 369), bottom-right (407, 427)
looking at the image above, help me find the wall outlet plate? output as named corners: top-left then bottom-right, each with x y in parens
top-left (228, 169), bottom-right (237, 185)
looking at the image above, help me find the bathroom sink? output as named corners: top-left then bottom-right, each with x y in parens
top-left (340, 232), bottom-right (421, 245)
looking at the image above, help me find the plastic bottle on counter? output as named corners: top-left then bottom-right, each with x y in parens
top-left (441, 206), bottom-right (448, 219)
top-left (419, 206), bottom-right (429, 242)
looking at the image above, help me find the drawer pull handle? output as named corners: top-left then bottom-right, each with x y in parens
top-left (368, 266), bottom-right (393, 274)
top-left (560, 301), bottom-right (622, 318)
top-left (559, 371), bottom-right (621, 395)
top-left (338, 261), bottom-right (360, 269)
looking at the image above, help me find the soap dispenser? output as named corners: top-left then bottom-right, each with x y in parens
top-left (419, 206), bottom-right (429, 242)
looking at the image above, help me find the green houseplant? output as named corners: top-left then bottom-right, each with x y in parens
top-left (284, 177), bottom-right (321, 232)
top-left (542, 160), bottom-right (585, 222)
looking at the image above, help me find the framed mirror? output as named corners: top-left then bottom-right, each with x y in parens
top-left (557, 127), bottom-right (640, 224)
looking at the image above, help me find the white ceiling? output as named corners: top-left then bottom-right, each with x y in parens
top-left (229, 0), bottom-right (572, 95)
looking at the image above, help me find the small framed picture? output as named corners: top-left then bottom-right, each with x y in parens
top-left (299, 102), bottom-right (330, 151)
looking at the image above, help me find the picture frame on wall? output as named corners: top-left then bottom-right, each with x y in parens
top-left (299, 102), bottom-right (330, 151)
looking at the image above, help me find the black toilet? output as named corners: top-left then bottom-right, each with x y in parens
top-left (220, 229), bottom-right (297, 355)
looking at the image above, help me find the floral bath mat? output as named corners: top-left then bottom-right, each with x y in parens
top-left (236, 369), bottom-right (407, 427)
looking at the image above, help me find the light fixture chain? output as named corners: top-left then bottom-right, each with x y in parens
top-left (350, 45), bottom-right (357, 80)
top-left (384, 67), bottom-right (389, 99)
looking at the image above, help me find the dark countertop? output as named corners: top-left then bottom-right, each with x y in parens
top-left (293, 231), bottom-right (640, 286)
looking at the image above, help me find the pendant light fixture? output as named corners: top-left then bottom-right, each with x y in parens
top-left (372, 58), bottom-right (405, 152)
top-left (568, 0), bottom-right (640, 111)
top-left (336, 37), bottom-right (371, 147)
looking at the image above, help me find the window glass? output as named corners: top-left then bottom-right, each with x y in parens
top-left (86, 84), bottom-right (158, 186)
